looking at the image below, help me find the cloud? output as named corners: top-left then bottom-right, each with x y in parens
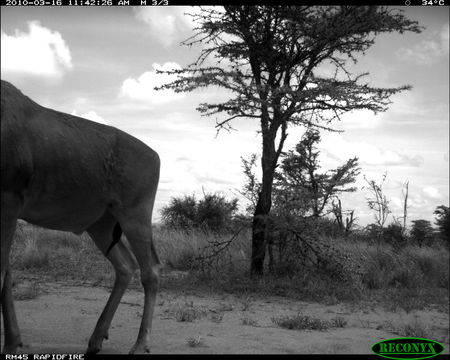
top-left (134, 6), bottom-right (231, 50)
top-left (133, 7), bottom-right (196, 47)
top-left (408, 194), bottom-right (429, 210)
top-left (340, 110), bottom-right (381, 129)
top-left (320, 133), bottom-right (424, 168)
top-left (440, 22), bottom-right (449, 53)
top-left (176, 156), bottom-right (192, 163)
top-left (422, 186), bottom-right (442, 200)
top-left (119, 62), bottom-right (186, 105)
top-left (1, 21), bottom-right (72, 78)
top-left (396, 22), bottom-right (449, 65)
top-left (71, 110), bottom-right (108, 125)
top-left (390, 196), bottom-right (403, 210)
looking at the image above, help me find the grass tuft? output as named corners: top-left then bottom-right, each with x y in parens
top-left (330, 316), bottom-right (347, 328)
top-left (379, 317), bottom-right (433, 339)
top-left (186, 336), bottom-right (204, 348)
top-left (163, 301), bottom-right (208, 322)
top-left (271, 313), bottom-right (330, 331)
top-left (241, 316), bottom-right (259, 327)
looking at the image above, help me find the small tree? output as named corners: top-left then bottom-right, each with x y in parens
top-left (410, 219), bottom-right (434, 247)
top-left (401, 181), bottom-right (409, 233)
top-left (434, 205), bottom-right (449, 244)
top-left (277, 129), bottom-right (360, 218)
top-left (364, 172), bottom-right (391, 230)
top-left (392, 180), bottom-right (409, 236)
top-left (332, 198), bottom-right (356, 236)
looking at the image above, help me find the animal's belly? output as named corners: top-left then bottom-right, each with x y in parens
top-left (19, 195), bottom-right (107, 233)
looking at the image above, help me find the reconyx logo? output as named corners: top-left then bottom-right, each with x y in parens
top-left (372, 337), bottom-right (445, 360)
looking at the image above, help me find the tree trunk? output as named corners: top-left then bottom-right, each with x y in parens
top-left (251, 132), bottom-right (277, 276)
top-left (251, 188), bottom-right (270, 276)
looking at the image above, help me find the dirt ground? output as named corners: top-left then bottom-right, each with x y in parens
top-left (2, 280), bottom-right (449, 355)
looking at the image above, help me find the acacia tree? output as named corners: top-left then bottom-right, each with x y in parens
top-left (158, 6), bottom-right (422, 275)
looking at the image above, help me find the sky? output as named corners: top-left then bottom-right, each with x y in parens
top-left (1, 6), bottom-right (449, 228)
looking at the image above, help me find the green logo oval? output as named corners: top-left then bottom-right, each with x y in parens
top-left (372, 337), bottom-right (445, 360)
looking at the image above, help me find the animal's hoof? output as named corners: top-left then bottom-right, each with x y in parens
top-left (86, 332), bottom-right (109, 354)
top-left (3, 341), bottom-right (23, 354)
top-left (85, 346), bottom-right (101, 355)
top-left (129, 343), bottom-right (150, 354)
top-left (86, 340), bottom-right (102, 354)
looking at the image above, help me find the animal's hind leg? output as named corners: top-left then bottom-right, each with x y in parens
top-left (85, 212), bottom-right (138, 354)
top-left (118, 209), bottom-right (160, 354)
top-left (1, 192), bottom-right (22, 353)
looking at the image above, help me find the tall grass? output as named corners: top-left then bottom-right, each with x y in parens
top-left (338, 238), bottom-right (449, 291)
top-left (11, 222), bottom-right (114, 284)
top-left (9, 222), bottom-right (449, 311)
top-left (153, 227), bottom-right (250, 272)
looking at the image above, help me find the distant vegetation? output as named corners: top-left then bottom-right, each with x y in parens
top-left (11, 204), bottom-right (449, 314)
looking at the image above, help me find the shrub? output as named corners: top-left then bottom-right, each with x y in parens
top-left (169, 302), bottom-right (208, 322)
top-left (410, 220), bottom-right (434, 247)
top-left (160, 195), bottom-right (197, 229)
top-left (382, 223), bottom-right (406, 248)
top-left (160, 192), bottom-right (239, 232)
top-left (271, 313), bottom-right (330, 331)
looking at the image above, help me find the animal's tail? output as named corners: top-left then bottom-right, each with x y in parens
top-left (106, 222), bottom-right (122, 256)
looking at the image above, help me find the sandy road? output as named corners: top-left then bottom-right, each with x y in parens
top-left (2, 282), bottom-right (448, 355)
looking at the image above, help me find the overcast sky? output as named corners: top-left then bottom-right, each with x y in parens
top-left (1, 6), bottom-right (448, 227)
